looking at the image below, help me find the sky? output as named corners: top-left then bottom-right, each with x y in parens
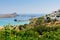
top-left (0, 0), bottom-right (60, 14)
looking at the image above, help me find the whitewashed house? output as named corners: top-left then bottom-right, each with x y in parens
top-left (44, 9), bottom-right (60, 21)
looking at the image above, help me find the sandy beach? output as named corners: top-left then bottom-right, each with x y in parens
top-left (0, 26), bottom-right (4, 30)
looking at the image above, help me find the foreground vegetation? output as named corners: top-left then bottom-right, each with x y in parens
top-left (0, 17), bottom-right (60, 40)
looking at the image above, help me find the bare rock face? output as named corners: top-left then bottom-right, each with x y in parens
top-left (0, 13), bottom-right (17, 18)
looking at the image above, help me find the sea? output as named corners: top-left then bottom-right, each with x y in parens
top-left (0, 14), bottom-right (45, 26)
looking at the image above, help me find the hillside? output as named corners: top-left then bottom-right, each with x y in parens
top-left (0, 11), bottom-right (60, 40)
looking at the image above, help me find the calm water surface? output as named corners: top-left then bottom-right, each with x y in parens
top-left (0, 14), bottom-right (44, 26)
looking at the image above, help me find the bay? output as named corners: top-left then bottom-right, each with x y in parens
top-left (0, 14), bottom-right (44, 26)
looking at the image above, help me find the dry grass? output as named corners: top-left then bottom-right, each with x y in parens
top-left (45, 20), bottom-right (60, 27)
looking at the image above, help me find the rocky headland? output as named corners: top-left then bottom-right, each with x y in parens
top-left (0, 13), bottom-right (18, 18)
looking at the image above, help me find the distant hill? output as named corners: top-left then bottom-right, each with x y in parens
top-left (0, 13), bottom-right (18, 18)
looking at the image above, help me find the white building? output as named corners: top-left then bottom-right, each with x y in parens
top-left (45, 10), bottom-right (60, 21)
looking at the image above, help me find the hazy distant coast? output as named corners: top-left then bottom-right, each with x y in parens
top-left (0, 13), bottom-right (17, 18)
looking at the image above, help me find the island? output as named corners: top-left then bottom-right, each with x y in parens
top-left (0, 13), bottom-right (18, 18)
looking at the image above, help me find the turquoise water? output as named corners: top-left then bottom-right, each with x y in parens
top-left (0, 14), bottom-right (44, 26)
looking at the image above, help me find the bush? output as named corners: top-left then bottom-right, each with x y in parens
top-left (0, 21), bottom-right (60, 40)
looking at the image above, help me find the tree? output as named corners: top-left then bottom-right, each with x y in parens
top-left (46, 16), bottom-right (51, 22)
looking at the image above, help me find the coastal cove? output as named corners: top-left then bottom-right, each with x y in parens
top-left (0, 14), bottom-right (44, 26)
